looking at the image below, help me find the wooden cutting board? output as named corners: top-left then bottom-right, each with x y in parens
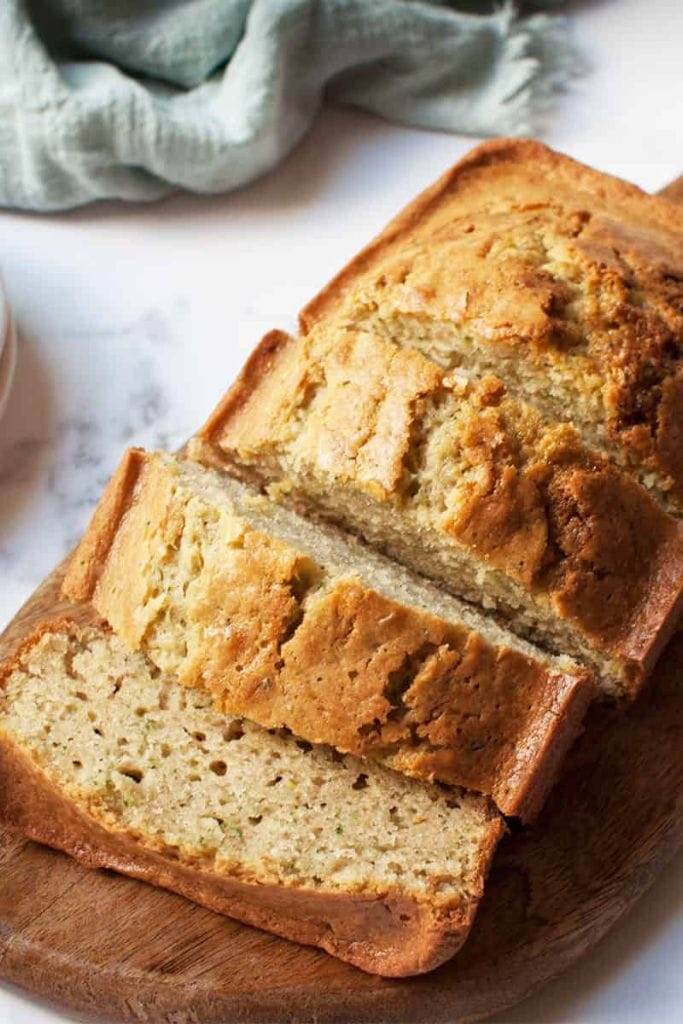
top-left (1, 175), bottom-right (683, 1022)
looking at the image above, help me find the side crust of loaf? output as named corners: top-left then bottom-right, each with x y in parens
top-left (63, 448), bottom-right (146, 604)
top-left (62, 450), bottom-right (592, 820)
top-left (194, 329), bottom-right (683, 696)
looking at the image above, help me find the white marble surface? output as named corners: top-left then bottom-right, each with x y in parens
top-left (1, 0), bottom-right (682, 1020)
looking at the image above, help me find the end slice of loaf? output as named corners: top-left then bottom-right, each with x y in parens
top-left (193, 327), bottom-right (683, 698)
top-left (0, 618), bottom-right (503, 977)
top-left (62, 450), bottom-right (591, 820)
top-left (300, 138), bottom-right (683, 516)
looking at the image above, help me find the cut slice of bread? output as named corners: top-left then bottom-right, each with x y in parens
top-left (0, 618), bottom-right (503, 977)
top-left (193, 328), bottom-right (683, 698)
top-left (300, 139), bottom-right (683, 517)
top-left (62, 450), bottom-right (591, 820)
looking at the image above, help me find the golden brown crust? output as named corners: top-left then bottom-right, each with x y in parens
top-left (196, 328), bottom-right (683, 695)
top-left (0, 621), bottom-right (502, 978)
top-left (235, 580), bottom-right (591, 821)
top-left (300, 139), bottom-right (683, 512)
top-left (200, 330), bottom-right (294, 449)
top-left (300, 139), bottom-right (683, 330)
top-left (63, 448), bottom-right (146, 603)
top-left (61, 449), bottom-right (591, 819)
top-left (0, 614), bottom-right (95, 691)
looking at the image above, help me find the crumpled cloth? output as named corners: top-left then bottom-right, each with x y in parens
top-left (0, 1), bottom-right (576, 211)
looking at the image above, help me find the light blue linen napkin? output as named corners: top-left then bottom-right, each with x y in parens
top-left (0, 1), bottom-right (576, 211)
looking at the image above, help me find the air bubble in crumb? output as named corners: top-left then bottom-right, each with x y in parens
top-left (223, 722), bottom-right (244, 743)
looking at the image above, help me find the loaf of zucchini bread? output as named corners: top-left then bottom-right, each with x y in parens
top-left (300, 139), bottom-right (683, 517)
top-left (6, 140), bottom-right (682, 983)
top-left (0, 617), bottom-right (503, 976)
top-left (193, 327), bottom-right (683, 698)
top-left (62, 449), bottom-right (591, 820)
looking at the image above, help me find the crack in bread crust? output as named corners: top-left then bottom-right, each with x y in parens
top-left (300, 140), bottom-right (683, 516)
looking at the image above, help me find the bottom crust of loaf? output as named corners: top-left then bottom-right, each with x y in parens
top-left (0, 735), bottom-right (496, 978)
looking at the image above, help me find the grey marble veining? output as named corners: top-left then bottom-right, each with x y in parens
top-left (0, 314), bottom-right (199, 628)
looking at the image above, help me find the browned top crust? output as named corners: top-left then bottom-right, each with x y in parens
top-left (300, 139), bottom-right (683, 512)
top-left (197, 328), bottom-right (683, 695)
top-left (62, 450), bottom-right (591, 819)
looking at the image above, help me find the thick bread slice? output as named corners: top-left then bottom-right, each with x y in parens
top-left (193, 328), bottom-right (683, 698)
top-left (0, 619), bottom-right (503, 977)
top-left (300, 139), bottom-right (683, 516)
top-left (62, 450), bottom-right (591, 820)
